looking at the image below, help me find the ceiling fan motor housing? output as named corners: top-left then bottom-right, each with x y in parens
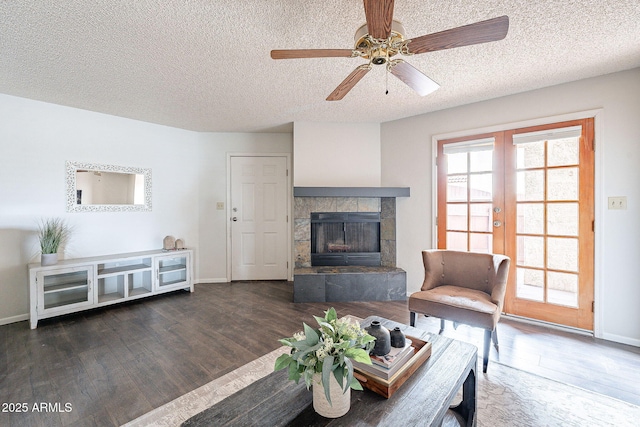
top-left (354, 20), bottom-right (406, 65)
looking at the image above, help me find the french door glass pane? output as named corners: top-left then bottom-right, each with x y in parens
top-left (547, 271), bottom-right (578, 307)
top-left (548, 138), bottom-right (579, 167)
top-left (447, 152), bottom-right (468, 174)
top-left (517, 170), bottom-right (544, 201)
top-left (547, 203), bottom-right (578, 236)
top-left (447, 176), bottom-right (468, 202)
top-left (470, 233), bottom-right (492, 253)
top-left (470, 203), bottom-right (492, 232)
top-left (447, 232), bottom-right (467, 251)
top-left (547, 168), bottom-right (578, 200)
top-left (447, 204), bottom-right (467, 231)
top-left (469, 173), bottom-right (492, 201)
top-left (517, 203), bottom-right (544, 234)
top-left (470, 149), bottom-right (493, 172)
top-left (516, 141), bottom-right (545, 168)
top-left (516, 267), bottom-right (544, 302)
top-left (517, 235), bottom-right (544, 268)
top-left (547, 237), bottom-right (578, 272)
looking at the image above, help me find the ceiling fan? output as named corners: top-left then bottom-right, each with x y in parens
top-left (271, 0), bottom-right (509, 101)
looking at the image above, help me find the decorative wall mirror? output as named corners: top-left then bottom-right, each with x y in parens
top-left (66, 161), bottom-right (152, 212)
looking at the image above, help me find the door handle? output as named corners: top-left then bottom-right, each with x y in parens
top-left (493, 220), bottom-right (502, 227)
top-left (232, 217), bottom-right (238, 222)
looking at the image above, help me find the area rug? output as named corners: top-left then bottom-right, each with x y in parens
top-left (123, 347), bottom-right (640, 427)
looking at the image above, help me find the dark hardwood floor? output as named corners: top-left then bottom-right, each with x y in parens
top-left (1, 281), bottom-right (639, 426)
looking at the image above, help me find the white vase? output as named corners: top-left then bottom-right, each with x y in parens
top-left (41, 253), bottom-right (58, 266)
top-left (312, 372), bottom-right (350, 418)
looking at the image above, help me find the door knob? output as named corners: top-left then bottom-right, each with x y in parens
top-left (493, 220), bottom-right (502, 227)
top-left (232, 217), bottom-right (238, 222)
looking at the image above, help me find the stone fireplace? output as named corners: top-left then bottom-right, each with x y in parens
top-left (293, 187), bottom-right (409, 303)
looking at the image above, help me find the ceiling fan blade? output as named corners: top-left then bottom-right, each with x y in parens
top-left (271, 49), bottom-right (354, 59)
top-left (407, 15), bottom-right (509, 55)
top-left (326, 65), bottom-right (371, 101)
top-left (364, 0), bottom-right (395, 39)
top-left (389, 60), bottom-right (439, 96)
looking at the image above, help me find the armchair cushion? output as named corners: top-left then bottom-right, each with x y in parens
top-left (408, 285), bottom-right (499, 330)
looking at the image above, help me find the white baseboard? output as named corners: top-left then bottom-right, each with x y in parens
top-left (601, 332), bottom-right (640, 348)
top-left (504, 314), bottom-right (640, 347)
top-left (195, 278), bottom-right (229, 284)
top-left (0, 313), bottom-right (29, 326)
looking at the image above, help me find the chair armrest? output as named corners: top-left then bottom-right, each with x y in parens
top-left (490, 255), bottom-right (511, 311)
top-left (421, 250), bottom-right (445, 291)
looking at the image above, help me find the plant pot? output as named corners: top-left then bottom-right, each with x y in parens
top-left (312, 372), bottom-right (350, 418)
top-left (41, 253), bottom-right (58, 266)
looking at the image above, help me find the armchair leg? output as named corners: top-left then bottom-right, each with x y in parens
top-left (410, 312), bottom-right (416, 327)
top-left (483, 329), bottom-right (492, 373)
top-left (492, 326), bottom-right (499, 349)
top-left (439, 319), bottom-right (445, 335)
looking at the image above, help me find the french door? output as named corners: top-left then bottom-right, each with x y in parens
top-left (437, 118), bottom-right (595, 330)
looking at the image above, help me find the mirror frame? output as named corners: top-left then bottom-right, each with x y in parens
top-left (66, 161), bottom-right (152, 212)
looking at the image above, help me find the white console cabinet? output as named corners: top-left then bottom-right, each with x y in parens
top-left (29, 249), bottom-right (193, 329)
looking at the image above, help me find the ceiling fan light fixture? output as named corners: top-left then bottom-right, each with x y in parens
top-left (354, 19), bottom-right (406, 65)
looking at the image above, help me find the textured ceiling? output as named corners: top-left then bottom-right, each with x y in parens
top-left (1, 1), bottom-right (639, 132)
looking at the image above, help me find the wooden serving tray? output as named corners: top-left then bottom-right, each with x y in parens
top-left (353, 335), bottom-right (432, 398)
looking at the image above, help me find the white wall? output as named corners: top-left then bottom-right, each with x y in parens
top-left (0, 94), bottom-right (201, 323)
top-left (196, 132), bottom-right (293, 282)
top-left (381, 68), bottom-right (640, 346)
top-left (293, 122), bottom-right (381, 186)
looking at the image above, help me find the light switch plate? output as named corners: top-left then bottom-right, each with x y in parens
top-left (608, 196), bottom-right (627, 210)
top-left (216, 202), bottom-right (225, 210)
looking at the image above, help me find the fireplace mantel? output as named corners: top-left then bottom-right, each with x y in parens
top-left (294, 187), bottom-right (410, 198)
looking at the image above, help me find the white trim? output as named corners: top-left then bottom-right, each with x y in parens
top-left (592, 110), bottom-right (604, 340)
top-left (601, 332), bottom-right (640, 348)
top-left (431, 136), bottom-right (439, 249)
top-left (0, 313), bottom-right (29, 326)
top-left (226, 153), bottom-right (293, 282)
top-left (431, 108), bottom-right (602, 141)
top-left (432, 109), bottom-right (604, 337)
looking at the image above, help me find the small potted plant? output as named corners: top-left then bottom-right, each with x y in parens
top-left (38, 218), bottom-right (69, 266)
top-left (275, 308), bottom-right (375, 418)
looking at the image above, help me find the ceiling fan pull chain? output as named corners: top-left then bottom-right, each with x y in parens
top-left (386, 68), bottom-right (389, 95)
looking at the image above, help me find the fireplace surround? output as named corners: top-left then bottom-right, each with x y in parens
top-left (293, 187), bottom-right (409, 303)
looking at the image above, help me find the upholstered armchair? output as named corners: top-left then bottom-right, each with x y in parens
top-left (409, 250), bottom-right (510, 373)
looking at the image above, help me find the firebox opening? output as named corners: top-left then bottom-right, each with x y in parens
top-left (311, 212), bottom-right (381, 266)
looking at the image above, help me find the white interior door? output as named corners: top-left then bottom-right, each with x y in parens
top-left (230, 156), bottom-right (288, 280)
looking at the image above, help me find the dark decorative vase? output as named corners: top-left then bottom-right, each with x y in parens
top-left (366, 321), bottom-right (391, 356)
top-left (389, 327), bottom-right (406, 348)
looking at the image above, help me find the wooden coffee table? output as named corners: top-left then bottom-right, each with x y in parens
top-left (183, 316), bottom-right (477, 427)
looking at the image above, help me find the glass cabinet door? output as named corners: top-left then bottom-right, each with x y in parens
top-left (156, 254), bottom-right (189, 290)
top-left (36, 266), bottom-right (93, 314)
